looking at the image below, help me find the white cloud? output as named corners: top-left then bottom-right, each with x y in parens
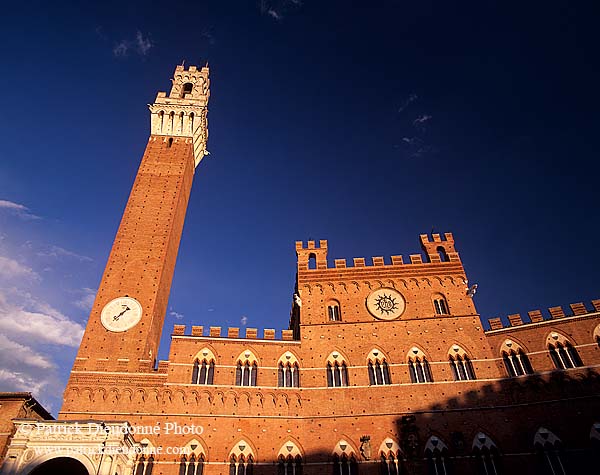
top-left (0, 256), bottom-right (39, 281)
top-left (0, 335), bottom-right (54, 370)
top-left (135, 31), bottom-right (153, 55)
top-left (113, 41), bottom-right (129, 57)
top-left (75, 287), bottom-right (96, 311)
top-left (0, 200), bottom-right (40, 220)
top-left (240, 315), bottom-right (248, 326)
top-left (0, 290), bottom-right (85, 347)
top-left (398, 93), bottom-right (418, 113)
top-left (413, 114), bottom-right (432, 125)
top-left (268, 9), bottom-right (282, 20)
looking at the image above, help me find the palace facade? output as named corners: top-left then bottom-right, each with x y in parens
top-left (1, 65), bottom-right (599, 475)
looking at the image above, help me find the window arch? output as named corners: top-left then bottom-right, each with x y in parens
top-left (534, 428), bottom-right (565, 475)
top-left (500, 340), bottom-right (534, 377)
top-left (134, 454), bottom-right (154, 475)
top-left (407, 347), bottom-right (433, 383)
top-left (448, 345), bottom-right (476, 381)
top-left (327, 299), bottom-right (342, 322)
top-left (192, 348), bottom-right (216, 385)
top-left (277, 441), bottom-right (303, 475)
top-left (594, 324), bottom-right (600, 348)
top-left (437, 246), bottom-right (449, 262)
top-left (229, 440), bottom-right (255, 475)
top-left (472, 433), bottom-right (500, 475)
top-left (308, 253), bottom-right (317, 270)
top-left (424, 436), bottom-right (449, 475)
top-left (235, 351), bottom-right (258, 387)
top-left (332, 440), bottom-right (358, 475)
top-left (432, 293), bottom-right (449, 315)
top-left (278, 352), bottom-right (300, 388)
top-left (181, 82), bottom-right (193, 96)
top-left (367, 349), bottom-right (391, 385)
top-left (546, 333), bottom-right (583, 370)
top-left (378, 438), bottom-right (403, 475)
top-left (326, 351), bottom-right (349, 387)
top-left (179, 438), bottom-right (206, 475)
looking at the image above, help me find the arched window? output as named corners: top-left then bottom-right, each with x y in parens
top-left (448, 345), bottom-right (476, 381)
top-left (277, 441), bottom-right (303, 475)
top-left (191, 348), bottom-right (216, 385)
top-left (235, 351), bottom-right (258, 386)
top-left (547, 333), bottom-right (583, 370)
top-left (327, 300), bottom-right (342, 321)
top-left (332, 440), bottom-right (358, 475)
top-left (308, 253), bottom-right (317, 270)
top-left (408, 348), bottom-right (433, 383)
top-left (500, 340), bottom-right (534, 377)
top-left (437, 246), bottom-right (449, 262)
top-left (472, 433), bottom-right (500, 475)
top-left (534, 428), bottom-right (565, 475)
top-left (326, 352), bottom-right (349, 387)
top-left (379, 438), bottom-right (403, 475)
top-left (229, 440), bottom-right (255, 475)
top-left (593, 325), bottom-right (600, 348)
top-left (134, 455), bottom-right (154, 475)
top-left (367, 349), bottom-right (391, 385)
top-left (182, 82), bottom-right (194, 96)
top-left (179, 453), bottom-right (204, 475)
top-left (433, 294), bottom-right (449, 315)
top-left (425, 436), bottom-right (449, 475)
top-left (278, 352), bottom-right (300, 388)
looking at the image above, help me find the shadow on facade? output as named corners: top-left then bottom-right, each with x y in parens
top-left (235, 368), bottom-right (599, 475)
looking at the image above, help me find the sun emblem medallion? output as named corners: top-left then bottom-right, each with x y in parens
top-left (366, 288), bottom-right (405, 320)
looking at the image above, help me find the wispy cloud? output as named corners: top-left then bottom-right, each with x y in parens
top-left (0, 256), bottom-right (39, 281)
top-left (240, 315), bottom-right (248, 326)
top-left (74, 287), bottom-right (96, 311)
top-left (113, 31), bottom-right (154, 58)
top-left (0, 200), bottom-right (40, 220)
top-left (413, 114), bottom-right (432, 126)
top-left (37, 245), bottom-right (92, 262)
top-left (398, 93), bottom-right (418, 113)
top-left (170, 309), bottom-right (184, 320)
top-left (259, 0), bottom-right (302, 21)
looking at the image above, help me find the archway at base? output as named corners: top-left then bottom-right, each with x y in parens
top-left (28, 457), bottom-right (89, 475)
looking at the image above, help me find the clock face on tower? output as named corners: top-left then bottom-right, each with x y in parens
top-left (100, 297), bottom-right (143, 332)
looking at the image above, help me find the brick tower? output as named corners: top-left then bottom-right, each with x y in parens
top-left (69, 65), bottom-right (210, 374)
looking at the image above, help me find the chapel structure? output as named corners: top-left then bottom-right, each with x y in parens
top-left (1, 65), bottom-right (599, 475)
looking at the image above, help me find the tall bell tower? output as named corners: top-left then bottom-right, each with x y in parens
top-left (71, 65), bottom-right (209, 373)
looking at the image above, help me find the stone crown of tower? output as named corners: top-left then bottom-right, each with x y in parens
top-left (148, 64), bottom-right (210, 167)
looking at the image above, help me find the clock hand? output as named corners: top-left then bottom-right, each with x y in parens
top-left (113, 306), bottom-right (132, 321)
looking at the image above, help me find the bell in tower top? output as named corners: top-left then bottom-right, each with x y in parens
top-left (148, 64), bottom-right (210, 167)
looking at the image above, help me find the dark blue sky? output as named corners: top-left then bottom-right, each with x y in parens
top-left (0, 1), bottom-right (599, 413)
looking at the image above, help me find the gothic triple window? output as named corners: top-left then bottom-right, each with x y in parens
top-left (500, 340), bottom-right (534, 377)
top-left (229, 440), bottom-right (255, 475)
top-left (327, 352), bottom-right (349, 387)
top-left (408, 348), bottom-right (433, 383)
top-left (179, 454), bottom-right (204, 475)
top-left (448, 346), bottom-right (476, 381)
top-left (278, 352), bottom-right (300, 388)
top-left (534, 428), bottom-right (566, 475)
top-left (424, 436), bottom-right (449, 475)
top-left (332, 440), bottom-right (358, 475)
top-left (134, 455), bottom-right (154, 475)
top-left (277, 441), bottom-right (303, 475)
top-left (367, 349), bottom-right (391, 385)
top-left (235, 351), bottom-right (258, 387)
top-left (547, 333), bottom-right (583, 370)
top-left (379, 438), bottom-right (403, 475)
top-left (191, 348), bottom-right (216, 385)
top-left (472, 433), bottom-right (500, 475)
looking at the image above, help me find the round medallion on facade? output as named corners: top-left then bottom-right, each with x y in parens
top-left (366, 288), bottom-right (405, 320)
top-left (100, 296), bottom-right (143, 332)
